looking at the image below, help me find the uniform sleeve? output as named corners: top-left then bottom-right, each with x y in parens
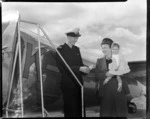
top-left (55, 47), bottom-right (75, 78)
top-left (79, 49), bottom-right (84, 66)
top-left (55, 48), bottom-right (66, 74)
top-left (94, 59), bottom-right (106, 82)
top-left (55, 47), bottom-right (86, 77)
top-left (70, 66), bottom-right (80, 74)
top-left (70, 48), bottom-right (87, 75)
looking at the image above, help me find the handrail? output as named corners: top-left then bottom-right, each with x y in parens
top-left (37, 24), bottom-right (45, 117)
top-left (18, 15), bottom-right (24, 117)
top-left (40, 25), bottom-right (84, 117)
top-left (5, 42), bottom-right (19, 118)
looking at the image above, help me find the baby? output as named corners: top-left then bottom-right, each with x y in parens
top-left (103, 42), bottom-right (130, 92)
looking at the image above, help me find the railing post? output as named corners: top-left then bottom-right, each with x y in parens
top-left (37, 24), bottom-right (45, 117)
top-left (5, 42), bottom-right (19, 118)
top-left (18, 16), bottom-right (24, 118)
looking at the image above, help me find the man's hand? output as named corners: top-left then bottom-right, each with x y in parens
top-left (89, 65), bottom-right (95, 70)
top-left (80, 66), bottom-right (90, 74)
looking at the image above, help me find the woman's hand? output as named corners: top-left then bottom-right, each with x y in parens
top-left (79, 66), bottom-right (90, 74)
top-left (117, 77), bottom-right (122, 92)
top-left (89, 65), bottom-right (94, 70)
top-left (117, 83), bottom-right (122, 92)
top-left (103, 78), bottom-right (110, 85)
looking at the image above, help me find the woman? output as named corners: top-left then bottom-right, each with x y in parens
top-left (95, 38), bottom-right (130, 117)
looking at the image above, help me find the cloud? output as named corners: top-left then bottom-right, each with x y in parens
top-left (2, 0), bottom-right (146, 61)
top-left (107, 27), bottom-right (144, 42)
top-left (80, 48), bottom-right (103, 63)
top-left (76, 34), bottom-right (102, 49)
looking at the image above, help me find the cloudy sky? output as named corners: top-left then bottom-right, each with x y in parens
top-left (2, 0), bottom-right (146, 63)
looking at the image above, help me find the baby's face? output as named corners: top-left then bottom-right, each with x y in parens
top-left (112, 46), bottom-right (119, 55)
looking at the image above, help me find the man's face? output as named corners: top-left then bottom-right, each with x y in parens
top-left (101, 44), bottom-right (111, 56)
top-left (68, 36), bottom-right (79, 45)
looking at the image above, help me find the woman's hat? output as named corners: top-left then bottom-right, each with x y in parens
top-left (101, 38), bottom-right (113, 47)
top-left (65, 27), bottom-right (81, 37)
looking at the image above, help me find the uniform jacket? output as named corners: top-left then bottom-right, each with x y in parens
top-left (55, 43), bottom-right (85, 90)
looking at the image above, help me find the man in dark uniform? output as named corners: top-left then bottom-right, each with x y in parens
top-left (55, 28), bottom-right (90, 117)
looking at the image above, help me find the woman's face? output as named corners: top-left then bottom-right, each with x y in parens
top-left (112, 46), bottom-right (119, 55)
top-left (101, 44), bottom-right (111, 56)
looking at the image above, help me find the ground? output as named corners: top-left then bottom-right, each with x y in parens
top-left (3, 106), bottom-right (145, 118)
